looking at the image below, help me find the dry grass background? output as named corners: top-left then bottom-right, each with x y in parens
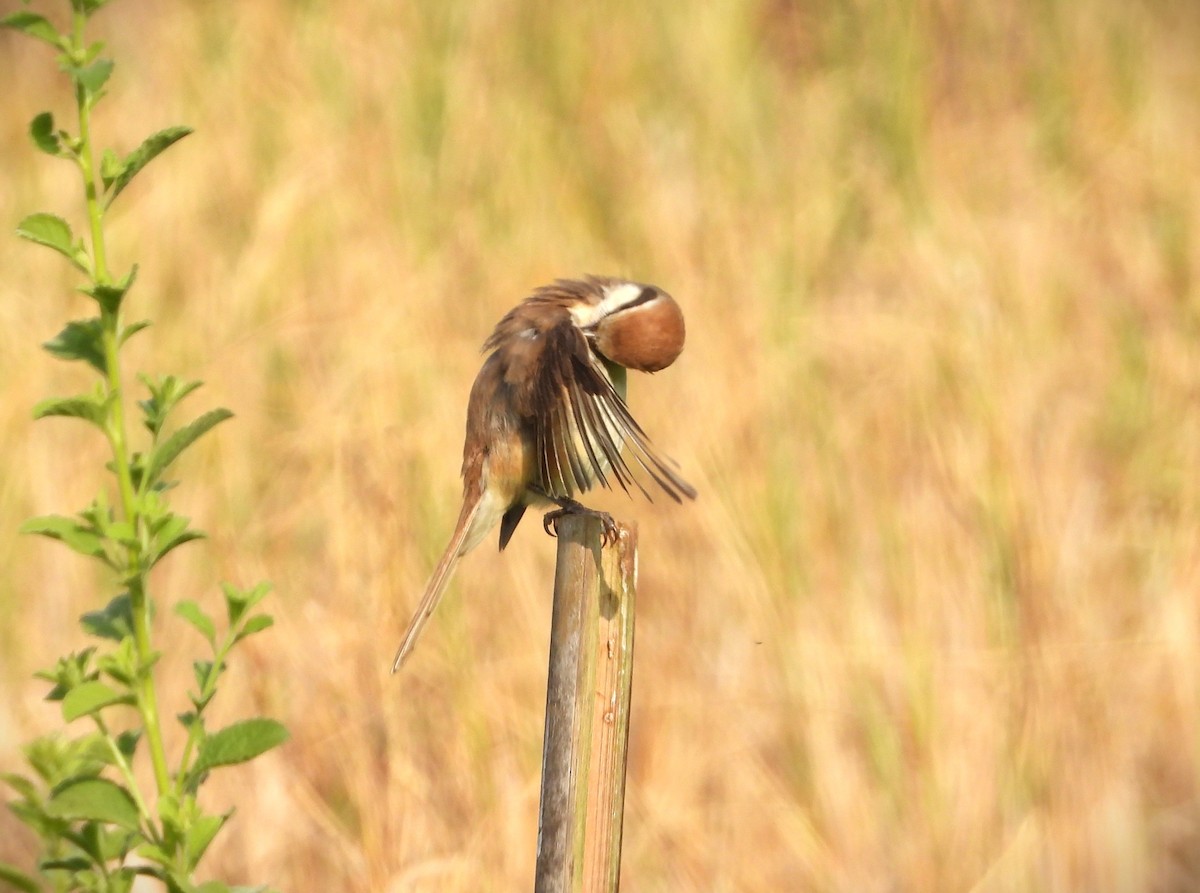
top-left (1, 0), bottom-right (1199, 890)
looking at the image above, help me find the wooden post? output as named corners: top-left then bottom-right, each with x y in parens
top-left (534, 515), bottom-right (638, 893)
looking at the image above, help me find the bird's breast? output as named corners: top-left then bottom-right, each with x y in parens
top-left (483, 422), bottom-right (538, 503)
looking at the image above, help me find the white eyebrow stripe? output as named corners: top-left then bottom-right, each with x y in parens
top-left (568, 282), bottom-right (646, 327)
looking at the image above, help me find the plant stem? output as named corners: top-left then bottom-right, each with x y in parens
top-left (93, 713), bottom-right (159, 842)
top-left (128, 576), bottom-right (170, 795)
top-left (174, 635), bottom-right (229, 797)
top-left (72, 6), bottom-right (171, 799)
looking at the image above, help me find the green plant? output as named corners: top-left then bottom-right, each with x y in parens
top-left (1, 3), bottom-right (286, 892)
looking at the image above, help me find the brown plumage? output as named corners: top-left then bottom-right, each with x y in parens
top-left (391, 276), bottom-right (696, 672)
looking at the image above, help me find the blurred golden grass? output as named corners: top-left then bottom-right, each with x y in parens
top-left (2, 0), bottom-right (1200, 889)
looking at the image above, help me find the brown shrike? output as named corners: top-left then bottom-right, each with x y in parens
top-left (392, 276), bottom-right (696, 671)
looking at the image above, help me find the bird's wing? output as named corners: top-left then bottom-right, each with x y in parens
top-left (523, 320), bottom-right (696, 503)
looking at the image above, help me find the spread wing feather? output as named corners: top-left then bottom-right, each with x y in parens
top-left (526, 319), bottom-right (696, 503)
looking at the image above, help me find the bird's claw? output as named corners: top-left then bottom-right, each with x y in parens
top-left (542, 504), bottom-right (619, 546)
top-left (598, 513), bottom-right (619, 546)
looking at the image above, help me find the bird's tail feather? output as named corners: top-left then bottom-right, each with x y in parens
top-left (391, 492), bottom-right (484, 672)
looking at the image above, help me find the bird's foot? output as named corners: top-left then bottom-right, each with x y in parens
top-left (542, 499), bottom-right (619, 546)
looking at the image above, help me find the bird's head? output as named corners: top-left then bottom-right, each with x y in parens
top-left (570, 279), bottom-right (686, 373)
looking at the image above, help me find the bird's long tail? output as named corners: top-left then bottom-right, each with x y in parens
top-left (391, 490), bottom-right (486, 672)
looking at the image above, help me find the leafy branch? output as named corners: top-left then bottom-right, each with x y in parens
top-left (2, 4), bottom-right (286, 892)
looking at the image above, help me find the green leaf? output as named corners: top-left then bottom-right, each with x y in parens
top-left (106, 520), bottom-right (138, 548)
top-left (78, 0), bottom-right (114, 16)
top-left (152, 530), bottom-right (204, 567)
top-left (126, 452), bottom-right (147, 493)
top-left (97, 823), bottom-right (141, 863)
top-left (29, 111), bottom-right (64, 156)
top-left (32, 392), bottom-right (109, 430)
top-left (65, 816), bottom-right (105, 863)
top-left (8, 802), bottom-right (68, 842)
top-left (176, 711), bottom-right (199, 732)
top-left (71, 58), bottom-right (113, 96)
top-left (138, 489), bottom-right (167, 524)
top-left (80, 284), bottom-right (124, 314)
top-left (105, 126), bottom-right (193, 206)
top-left (1, 772), bottom-right (39, 802)
top-left (196, 882), bottom-right (235, 893)
top-left (16, 212), bottom-right (70, 252)
top-left (156, 791), bottom-right (181, 835)
top-left (223, 581), bottom-right (272, 627)
top-left (16, 213), bottom-right (90, 274)
top-left (37, 856), bottom-right (91, 872)
top-left (25, 735), bottom-right (109, 792)
top-left (120, 320), bottom-right (151, 345)
top-left (0, 861), bottom-right (41, 893)
top-left (100, 148), bottom-right (121, 185)
top-left (149, 508), bottom-right (186, 538)
top-left (76, 733), bottom-right (118, 768)
top-left (77, 263), bottom-right (137, 314)
top-left (186, 812), bottom-right (228, 866)
top-left (144, 408), bottom-right (232, 485)
top-left (133, 841), bottom-right (171, 865)
top-left (80, 39), bottom-right (106, 63)
top-left (175, 601), bottom-right (215, 646)
top-left (62, 681), bottom-right (133, 722)
top-left (235, 614), bottom-right (274, 643)
top-left (192, 660), bottom-right (218, 703)
top-left (21, 515), bottom-right (108, 564)
top-left (140, 648), bottom-right (162, 675)
top-left (1, 11), bottom-right (64, 48)
top-left (115, 730), bottom-right (141, 763)
top-left (194, 719), bottom-right (288, 775)
top-left (46, 778), bottom-right (140, 831)
top-left (138, 374), bottom-right (202, 436)
top-left (43, 318), bottom-right (106, 374)
top-left (33, 651), bottom-right (96, 703)
top-left (80, 594), bottom-right (134, 642)
top-left (95, 638), bottom-right (140, 687)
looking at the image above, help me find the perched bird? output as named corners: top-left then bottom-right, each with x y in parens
top-left (391, 276), bottom-right (696, 672)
